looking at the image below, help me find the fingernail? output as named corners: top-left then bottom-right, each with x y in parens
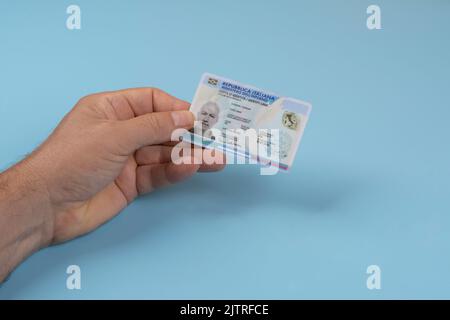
top-left (172, 111), bottom-right (194, 127)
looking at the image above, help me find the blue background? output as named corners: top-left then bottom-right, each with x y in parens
top-left (1, 0), bottom-right (449, 299)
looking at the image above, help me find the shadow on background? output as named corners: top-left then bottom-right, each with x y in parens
top-left (0, 162), bottom-right (368, 298)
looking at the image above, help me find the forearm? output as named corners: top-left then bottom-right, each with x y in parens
top-left (0, 160), bottom-right (53, 282)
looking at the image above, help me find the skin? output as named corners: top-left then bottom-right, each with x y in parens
top-left (0, 88), bottom-right (224, 282)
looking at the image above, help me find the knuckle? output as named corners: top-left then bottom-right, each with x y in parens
top-left (149, 87), bottom-right (168, 101)
top-left (149, 87), bottom-right (162, 95)
top-left (77, 94), bottom-right (95, 105)
top-left (146, 114), bottom-right (165, 134)
top-left (77, 93), bottom-right (103, 107)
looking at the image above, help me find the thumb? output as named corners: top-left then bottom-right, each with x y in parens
top-left (117, 110), bottom-right (194, 152)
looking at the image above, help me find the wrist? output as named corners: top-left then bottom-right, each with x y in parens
top-left (0, 158), bottom-right (54, 281)
top-left (9, 158), bottom-right (55, 246)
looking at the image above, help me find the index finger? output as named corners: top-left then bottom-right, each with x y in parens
top-left (109, 87), bottom-right (191, 116)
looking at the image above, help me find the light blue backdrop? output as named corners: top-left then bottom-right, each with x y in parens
top-left (1, 0), bottom-right (449, 299)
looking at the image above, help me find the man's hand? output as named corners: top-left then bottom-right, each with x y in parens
top-left (0, 88), bottom-right (224, 281)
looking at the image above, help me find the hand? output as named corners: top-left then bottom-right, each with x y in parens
top-left (0, 88), bottom-right (224, 280)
